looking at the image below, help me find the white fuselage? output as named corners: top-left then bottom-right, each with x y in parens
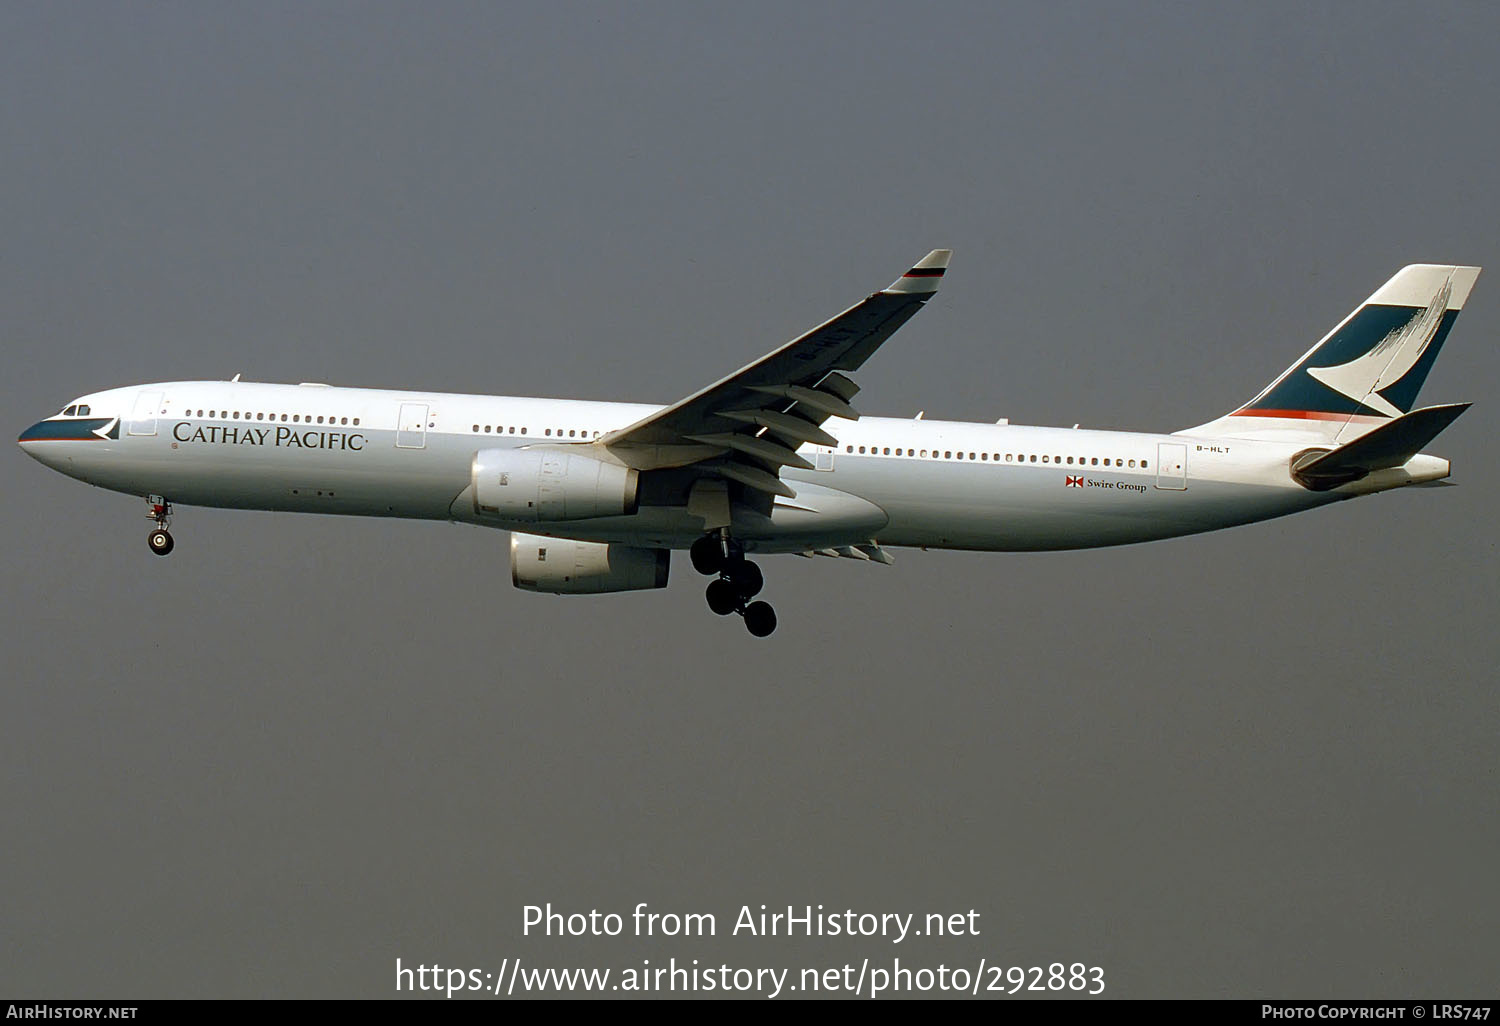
top-left (19, 379), bottom-right (1451, 555)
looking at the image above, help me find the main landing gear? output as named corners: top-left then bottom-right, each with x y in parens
top-left (691, 533), bottom-right (777, 638)
top-left (145, 496), bottom-right (174, 556)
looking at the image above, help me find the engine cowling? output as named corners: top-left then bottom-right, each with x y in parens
top-left (510, 533), bottom-right (669, 594)
top-left (472, 448), bottom-right (639, 522)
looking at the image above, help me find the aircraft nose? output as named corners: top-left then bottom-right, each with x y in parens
top-left (18, 421), bottom-right (56, 465)
top-left (17, 416), bottom-right (118, 468)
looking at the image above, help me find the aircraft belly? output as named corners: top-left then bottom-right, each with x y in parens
top-left (810, 459), bottom-right (1331, 551)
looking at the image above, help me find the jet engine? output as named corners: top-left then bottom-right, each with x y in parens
top-left (510, 533), bottom-right (669, 594)
top-left (472, 448), bottom-right (638, 522)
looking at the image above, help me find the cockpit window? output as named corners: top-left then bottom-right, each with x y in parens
top-left (62, 405), bottom-right (77, 416)
top-left (76, 404), bottom-right (90, 416)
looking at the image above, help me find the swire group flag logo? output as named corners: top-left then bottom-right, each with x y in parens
top-left (1065, 476), bottom-right (1084, 488)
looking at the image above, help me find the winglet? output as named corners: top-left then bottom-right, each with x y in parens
top-left (883, 249), bottom-right (952, 295)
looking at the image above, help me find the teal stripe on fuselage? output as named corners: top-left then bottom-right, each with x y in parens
top-left (18, 418), bottom-right (117, 442)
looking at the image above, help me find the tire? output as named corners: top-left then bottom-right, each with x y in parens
top-left (727, 560), bottom-right (763, 598)
top-left (148, 530), bottom-right (174, 556)
top-left (690, 535), bottom-right (724, 575)
top-left (743, 601), bottom-right (777, 637)
top-left (705, 579), bottom-right (740, 615)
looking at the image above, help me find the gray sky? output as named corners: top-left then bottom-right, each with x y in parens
top-left (3, 1), bottom-right (1496, 999)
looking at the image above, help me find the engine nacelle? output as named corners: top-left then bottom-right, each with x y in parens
top-left (510, 533), bottom-right (669, 594)
top-left (472, 448), bottom-right (639, 522)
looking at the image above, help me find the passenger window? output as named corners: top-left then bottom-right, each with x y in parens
top-left (920, 449), bottom-right (928, 457)
top-left (1142, 460), bottom-right (1148, 468)
top-left (1042, 455), bottom-right (1049, 463)
top-left (981, 453), bottom-right (988, 461)
top-left (1030, 455), bottom-right (1037, 463)
top-left (510, 427), bottom-right (517, 434)
top-left (944, 450), bottom-right (952, 459)
top-left (353, 418), bottom-right (360, 426)
top-left (883, 447), bottom-right (890, 455)
top-left (858, 446), bottom-right (865, 453)
top-left (1091, 458), bottom-right (1098, 465)
top-left (569, 430), bottom-right (576, 437)
top-left (846, 445), bottom-right (853, 452)
top-left (1129, 459), bottom-right (1136, 468)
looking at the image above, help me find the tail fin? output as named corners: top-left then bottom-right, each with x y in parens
top-left (1184, 264), bottom-right (1481, 441)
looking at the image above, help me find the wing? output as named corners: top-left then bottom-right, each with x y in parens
top-left (596, 249), bottom-right (951, 501)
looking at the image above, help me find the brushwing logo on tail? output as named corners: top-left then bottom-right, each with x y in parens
top-left (1305, 277), bottom-right (1453, 418)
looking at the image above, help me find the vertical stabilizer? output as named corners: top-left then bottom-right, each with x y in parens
top-left (1183, 264), bottom-right (1480, 441)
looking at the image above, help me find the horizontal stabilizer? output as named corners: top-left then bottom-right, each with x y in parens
top-left (1292, 402), bottom-right (1470, 486)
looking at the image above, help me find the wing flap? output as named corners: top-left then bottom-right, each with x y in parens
top-left (710, 461), bottom-right (798, 499)
top-left (746, 384), bottom-right (861, 422)
top-left (718, 409), bottom-right (839, 448)
top-left (685, 432), bottom-right (815, 471)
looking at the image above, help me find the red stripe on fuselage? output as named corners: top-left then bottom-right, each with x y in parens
top-left (1230, 409), bottom-right (1387, 423)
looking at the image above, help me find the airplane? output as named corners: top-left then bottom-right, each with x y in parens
top-left (18, 251), bottom-right (1479, 638)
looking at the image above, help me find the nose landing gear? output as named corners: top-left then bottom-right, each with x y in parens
top-left (691, 533), bottom-right (777, 637)
top-left (145, 496), bottom-right (174, 556)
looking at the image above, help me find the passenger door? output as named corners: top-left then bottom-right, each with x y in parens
top-left (396, 402), bottom-right (428, 449)
top-left (129, 390), bottom-right (164, 436)
top-left (1155, 443), bottom-right (1187, 490)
